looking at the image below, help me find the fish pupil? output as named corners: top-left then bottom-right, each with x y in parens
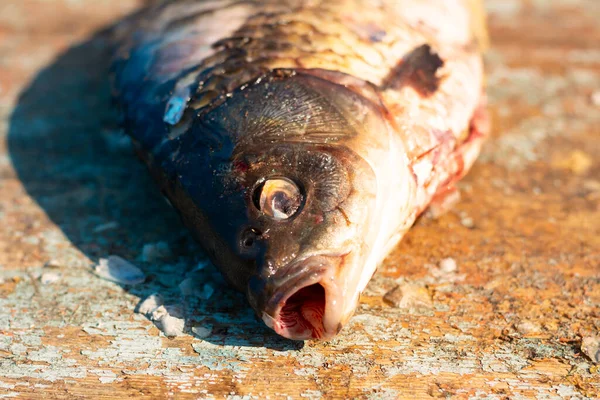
top-left (272, 191), bottom-right (297, 217)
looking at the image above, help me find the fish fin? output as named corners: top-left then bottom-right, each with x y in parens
top-left (381, 44), bottom-right (445, 97)
top-left (467, 0), bottom-right (490, 52)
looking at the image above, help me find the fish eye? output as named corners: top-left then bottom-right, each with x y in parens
top-left (253, 178), bottom-right (303, 220)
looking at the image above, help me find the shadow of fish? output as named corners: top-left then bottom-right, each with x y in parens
top-left (110, 0), bottom-right (489, 340)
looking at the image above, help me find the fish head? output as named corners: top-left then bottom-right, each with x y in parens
top-left (241, 142), bottom-right (377, 341)
top-left (196, 71), bottom-right (390, 340)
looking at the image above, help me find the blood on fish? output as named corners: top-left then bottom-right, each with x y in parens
top-left (233, 160), bottom-right (249, 173)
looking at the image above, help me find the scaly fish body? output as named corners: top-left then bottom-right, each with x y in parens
top-left (112, 0), bottom-right (489, 340)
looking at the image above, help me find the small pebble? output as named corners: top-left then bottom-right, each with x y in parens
top-left (30, 271), bottom-right (42, 280)
top-left (581, 337), bottom-right (600, 364)
top-left (191, 325), bottom-right (212, 339)
top-left (93, 221), bottom-right (119, 233)
top-left (40, 272), bottom-right (61, 285)
top-left (583, 180), bottom-right (600, 192)
top-left (383, 284), bottom-right (433, 314)
top-left (199, 283), bottom-right (214, 300)
top-left (43, 260), bottom-right (62, 269)
top-left (515, 320), bottom-right (541, 336)
top-left (460, 216), bottom-right (475, 229)
top-left (151, 305), bottom-right (185, 337)
top-left (22, 236), bottom-right (40, 245)
top-left (592, 91), bottom-right (600, 107)
top-left (178, 278), bottom-right (198, 297)
top-left (150, 306), bottom-right (168, 320)
top-left (137, 293), bottom-right (163, 315)
top-left (553, 150), bottom-right (593, 175)
top-left (179, 276), bottom-right (215, 299)
top-left (141, 241), bottom-right (172, 263)
top-left (93, 256), bottom-right (146, 285)
top-left (102, 130), bottom-right (132, 153)
top-left (191, 261), bottom-right (210, 273)
top-left (439, 258), bottom-right (457, 273)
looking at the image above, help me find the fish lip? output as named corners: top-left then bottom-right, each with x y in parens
top-left (263, 260), bottom-right (327, 315)
top-left (261, 255), bottom-right (345, 341)
top-left (267, 246), bottom-right (353, 287)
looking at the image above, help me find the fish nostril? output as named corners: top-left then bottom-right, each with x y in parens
top-left (238, 227), bottom-right (262, 258)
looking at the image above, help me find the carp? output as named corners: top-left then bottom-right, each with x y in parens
top-left (111, 0), bottom-right (489, 340)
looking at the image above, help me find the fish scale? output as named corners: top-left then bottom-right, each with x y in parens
top-left (188, 7), bottom-right (420, 96)
top-left (112, 0), bottom-right (488, 340)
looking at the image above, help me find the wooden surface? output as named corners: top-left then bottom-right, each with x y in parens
top-left (0, 0), bottom-right (599, 398)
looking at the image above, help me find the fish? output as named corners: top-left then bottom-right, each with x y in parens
top-left (110, 0), bottom-right (489, 340)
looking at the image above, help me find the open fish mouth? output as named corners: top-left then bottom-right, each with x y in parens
top-left (260, 256), bottom-right (344, 340)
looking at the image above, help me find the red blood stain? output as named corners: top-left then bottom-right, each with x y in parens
top-left (233, 160), bottom-right (249, 173)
